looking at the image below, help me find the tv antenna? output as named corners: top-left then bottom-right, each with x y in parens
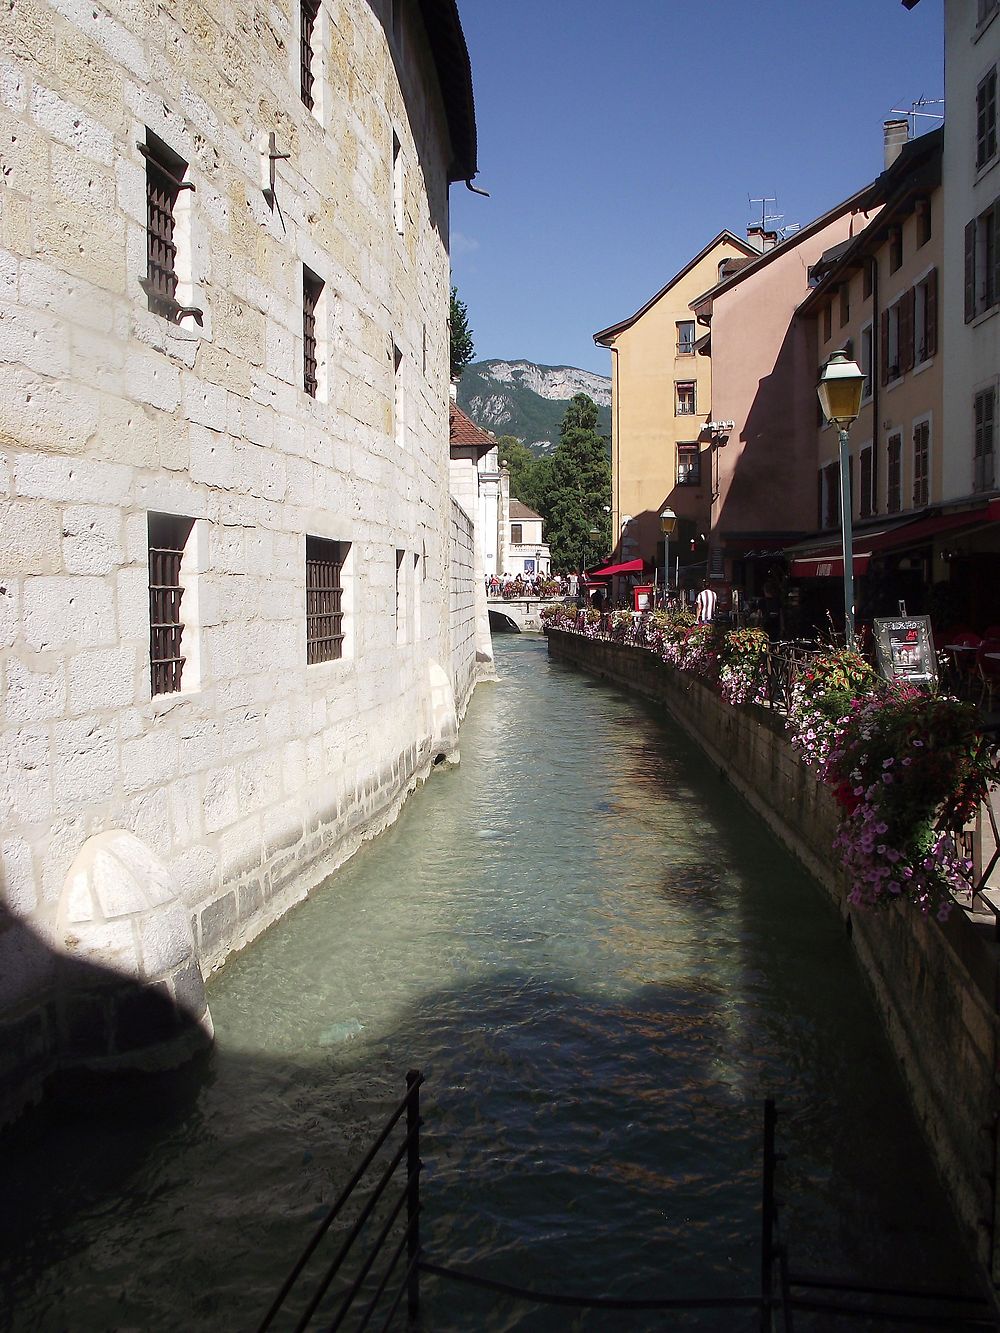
top-left (889, 95), bottom-right (945, 137)
top-left (748, 195), bottom-right (800, 242)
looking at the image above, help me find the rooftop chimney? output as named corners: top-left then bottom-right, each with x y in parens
top-left (746, 225), bottom-right (779, 253)
top-left (883, 118), bottom-right (910, 169)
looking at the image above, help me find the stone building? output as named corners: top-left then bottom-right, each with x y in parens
top-left (0, 0), bottom-right (480, 1121)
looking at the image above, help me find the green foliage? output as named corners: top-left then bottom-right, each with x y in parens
top-left (543, 395), bottom-right (612, 572)
top-left (449, 286), bottom-right (475, 379)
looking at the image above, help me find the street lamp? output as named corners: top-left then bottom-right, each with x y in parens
top-left (659, 506), bottom-right (678, 597)
top-left (816, 349), bottom-right (866, 651)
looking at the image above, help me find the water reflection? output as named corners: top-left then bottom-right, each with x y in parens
top-left (0, 635), bottom-right (985, 1330)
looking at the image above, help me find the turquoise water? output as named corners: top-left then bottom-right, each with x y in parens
top-left (1, 635), bottom-right (983, 1329)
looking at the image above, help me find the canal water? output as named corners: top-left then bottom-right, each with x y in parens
top-left (1, 635), bottom-right (984, 1329)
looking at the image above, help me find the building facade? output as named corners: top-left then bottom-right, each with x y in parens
top-left (503, 499), bottom-right (551, 578)
top-left (593, 232), bottom-right (757, 584)
top-left (0, 0), bottom-right (479, 1120)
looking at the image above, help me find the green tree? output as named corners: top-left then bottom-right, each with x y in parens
top-left (449, 286), bottom-right (475, 380)
top-left (544, 394), bottom-right (612, 572)
top-left (496, 435), bottom-right (536, 504)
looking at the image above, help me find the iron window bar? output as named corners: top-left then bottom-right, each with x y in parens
top-left (300, 0), bottom-right (319, 108)
top-left (306, 538), bottom-right (344, 663)
top-left (149, 541), bottom-right (186, 695)
top-left (303, 270), bottom-right (322, 398)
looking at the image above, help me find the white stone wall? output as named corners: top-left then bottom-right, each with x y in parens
top-left (450, 497), bottom-right (479, 720)
top-left (942, 1), bottom-right (1000, 500)
top-left (0, 0), bottom-right (471, 1104)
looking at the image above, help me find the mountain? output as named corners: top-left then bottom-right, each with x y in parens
top-left (457, 359), bottom-right (612, 455)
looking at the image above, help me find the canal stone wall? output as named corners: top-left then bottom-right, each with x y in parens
top-left (547, 627), bottom-right (1000, 1285)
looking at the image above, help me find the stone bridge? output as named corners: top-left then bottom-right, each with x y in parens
top-left (487, 598), bottom-right (557, 633)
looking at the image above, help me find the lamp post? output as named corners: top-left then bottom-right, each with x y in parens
top-left (816, 349), bottom-right (866, 651)
top-left (659, 506), bottom-right (678, 601)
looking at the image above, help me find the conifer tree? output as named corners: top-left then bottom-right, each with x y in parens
top-left (544, 394), bottom-right (612, 571)
top-left (449, 286), bottom-right (475, 380)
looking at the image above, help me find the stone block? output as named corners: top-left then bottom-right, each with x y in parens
top-left (61, 504), bottom-right (123, 575)
top-left (202, 763), bottom-right (238, 833)
top-left (67, 644), bottom-right (138, 713)
top-left (0, 1007), bottom-right (47, 1076)
top-left (52, 715), bottom-right (119, 811)
top-left (0, 499), bottom-right (62, 576)
top-left (138, 901), bottom-right (192, 979)
top-left (125, 350), bottom-right (181, 412)
top-left (58, 992), bottom-right (110, 1058)
top-left (0, 920), bottom-right (55, 1009)
top-left (14, 452), bottom-right (131, 504)
top-left (170, 957), bottom-right (207, 1018)
top-left (182, 377), bottom-right (227, 432)
top-left (0, 725), bottom-right (52, 826)
top-left (121, 729), bottom-right (180, 793)
top-left (1, 836), bottom-right (37, 916)
top-left (237, 877), bottom-right (262, 923)
top-left (30, 84), bottom-right (113, 164)
top-left (4, 655), bottom-right (66, 724)
top-left (199, 892), bottom-right (236, 955)
top-left (23, 575), bottom-right (116, 650)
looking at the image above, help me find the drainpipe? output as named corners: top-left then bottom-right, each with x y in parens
top-left (872, 257), bottom-right (880, 513)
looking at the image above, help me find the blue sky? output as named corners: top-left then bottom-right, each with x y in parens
top-left (449, 0), bottom-right (944, 376)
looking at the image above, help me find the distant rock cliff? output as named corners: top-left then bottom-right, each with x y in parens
top-left (458, 359), bottom-right (612, 455)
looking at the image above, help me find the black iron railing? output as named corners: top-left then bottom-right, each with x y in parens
top-left (257, 1070), bottom-right (422, 1333)
top-left (260, 1080), bottom-right (997, 1330)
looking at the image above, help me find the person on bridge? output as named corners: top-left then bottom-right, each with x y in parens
top-left (696, 582), bottom-right (717, 624)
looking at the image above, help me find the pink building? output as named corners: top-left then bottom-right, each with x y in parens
top-left (691, 184), bottom-right (879, 603)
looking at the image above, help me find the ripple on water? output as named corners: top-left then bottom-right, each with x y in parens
top-left (0, 636), bottom-right (983, 1330)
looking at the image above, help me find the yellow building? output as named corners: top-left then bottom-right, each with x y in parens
top-left (594, 231), bottom-right (758, 583)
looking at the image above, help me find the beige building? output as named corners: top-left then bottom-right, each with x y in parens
top-left (594, 231), bottom-right (757, 583)
top-left (792, 127), bottom-right (949, 622)
top-left (0, 0), bottom-right (480, 1121)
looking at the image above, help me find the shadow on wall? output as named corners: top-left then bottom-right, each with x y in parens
top-left (717, 315), bottom-right (816, 542)
top-left (0, 832), bottom-right (214, 1130)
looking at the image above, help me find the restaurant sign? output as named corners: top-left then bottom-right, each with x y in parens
top-left (872, 616), bottom-right (938, 689)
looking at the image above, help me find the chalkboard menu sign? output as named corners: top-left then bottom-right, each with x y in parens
top-left (872, 616), bottom-right (938, 689)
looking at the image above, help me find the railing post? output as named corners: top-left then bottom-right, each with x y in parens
top-left (406, 1068), bottom-right (422, 1324)
top-left (761, 1098), bottom-right (776, 1330)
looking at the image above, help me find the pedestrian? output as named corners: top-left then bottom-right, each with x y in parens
top-left (696, 581), bottom-right (717, 624)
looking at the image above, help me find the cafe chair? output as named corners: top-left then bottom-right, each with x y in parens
top-left (977, 638), bottom-right (1000, 712)
top-left (947, 632), bottom-right (982, 697)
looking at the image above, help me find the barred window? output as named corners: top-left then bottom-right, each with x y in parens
top-left (303, 266), bottom-right (323, 397)
top-left (142, 134), bottom-right (189, 321)
top-left (148, 514), bottom-right (194, 696)
top-left (306, 536), bottom-right (346, 664)
top-left (301, 0), bottom-right (320, 108)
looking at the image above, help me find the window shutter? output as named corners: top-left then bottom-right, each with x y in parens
top-left (993, 200), bottom-right (1000, 310)
top-left (966, 219), bottom-right (977, 322)
top-left (879, 308), bottom-right (890, 385)
top-left (925, 268), bottom-right (938, 357)
top-left (899, 288), bottom-right (915, 374)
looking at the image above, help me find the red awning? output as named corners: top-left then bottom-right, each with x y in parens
top-left (788, 502), bottom-right (1000, 578)
top-left (588, 558), bottom-right (645, 578)
top-left (790, 552), bottom-right (871, 579)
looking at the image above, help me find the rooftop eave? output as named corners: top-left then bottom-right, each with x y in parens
top-left (418, 0), bottom-right (478, 184)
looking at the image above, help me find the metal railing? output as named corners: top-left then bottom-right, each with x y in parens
top-left (256, 1070), bottom-right (422, 1333)
top-left (260, 1079), bottom-right (998, 1329)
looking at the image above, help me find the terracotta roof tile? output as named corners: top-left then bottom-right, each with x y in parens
top-left (449, 402), bottom-right (495, 456)
top-left (509, 500), bottom-right (543, 521)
